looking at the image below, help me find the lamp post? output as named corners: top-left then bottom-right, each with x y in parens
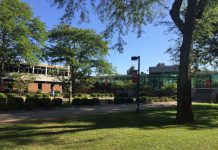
top-left (131, 56), bottom-right (140, 112)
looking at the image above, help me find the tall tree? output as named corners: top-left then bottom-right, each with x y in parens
top-left (0, 0), bottom-right (46, 87)
top-left (11, 73), bottom-right (36, 96)
top-left (167, 1), bottom-right (218, 70)
top-left (49, 0), bottom-right (210, 122)
top-left (46, 25), bottom-right (114, 96)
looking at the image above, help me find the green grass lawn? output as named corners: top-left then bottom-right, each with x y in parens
top-left (1, 103), bottom-right (218, 150)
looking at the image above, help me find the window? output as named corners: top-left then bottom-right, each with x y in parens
top-left (38, 83), bottom-right (42, 90)
top-left (51, 83), bottom-right (54, 89)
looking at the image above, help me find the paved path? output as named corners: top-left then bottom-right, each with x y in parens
top-left (0, 102), bottom-right (176, 124)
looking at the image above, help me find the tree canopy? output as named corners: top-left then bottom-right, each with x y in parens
top-left (46, 25), bottom-right (114, 94)
top-left (166, 1), bottom-right (218, 70)
top-left (0, 0), bottom-right (47, 67)
top-left (49, 0), bottom-right (212, 122)
top-left (48, 0), bottom-right (165, 52)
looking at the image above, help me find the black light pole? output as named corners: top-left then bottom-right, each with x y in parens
top-left (131, 56), bottom-right (140, 112)
top-left (210, 75), bottom-right (212, 103)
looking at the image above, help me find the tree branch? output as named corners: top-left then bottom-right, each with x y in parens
top-left (170, 0), bottom-right (185, 34)
top-left (196, 0), bottom-right (208, 19)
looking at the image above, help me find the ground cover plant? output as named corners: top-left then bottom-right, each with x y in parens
top-left (0, 103), bottom-right (218, 150)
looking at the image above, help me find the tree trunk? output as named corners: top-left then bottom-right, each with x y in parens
top-left (176, 0), bottom-right (197, 123)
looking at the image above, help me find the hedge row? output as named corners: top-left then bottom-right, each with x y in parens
top-left (72, 98), bottom-right (100, 105)
top-left (114, 97), bottom-right (134, 104)
top-left (139, 96), bottom-right (176, 103)
top-left (0, 93), bottom-right (63, 110)
top-left (73, 93), bottom-right (114, 98)
top-left (90, 93), bottom-right (114, 98)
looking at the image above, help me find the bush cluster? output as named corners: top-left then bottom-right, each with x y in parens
top-left (139, 96), bottom-right (175, 103)
top-left (52, 98), bottom-right (63, 107)
top-left (114, 97), bottom-right (134, 104)
top-left (0, 92), bottom-right (63, 110)
top-left (90, 93), bottom-right (114, 98)
top-left (72, 98), bottom-right (100, 105)
top-left (0, 93), bottom-right (7, 110)
top-left (115, 92), bottom-right (128, 97)
top-left (73, 93), bottom-right (88, 98)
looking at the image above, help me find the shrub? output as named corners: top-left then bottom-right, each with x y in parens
top-left (7, 97), bottom-right (24, 109)
top-left (114, 97), bottom-right (133, 104)
top-left (40, 98), bottom-right (53, 108)
top-left (7, 93), bottom-right (18, 99)
top-left (90, 93), bottom-right (97, 98)
top-left (52, 98), bottom-right (63, 107)
top-left (35, 94), bottom-right (43, 99)
top-left (55, 90), bottom-right (61, 96)
top-left (115, 92), bottom-right (128, 97)
top-left (0, 98), bottom-right (7, 110)
top-left (43, 93), bottom-right (50, 98)
top-left (26, 93), bottom-right (34, 99)
top-left (138, 96), bottom-right (148, 103)
top-left (161, 83), bottom-right (177, 96)
top-left (36, 89), bottom-right (42, 94)
top-left (139, 96), bottom-right (175, 103)
top-left (25, 97), bottom-right (39, 110)
top-left (160, 97), bottom-right (175, 102)
top-left (73, 93), bottom-right (88, 98)
top-left (171, 95), bottom-right (177, 101)
top-left (0, 93), bottom-right (6, 99)
top-left (72, 98), bottom-right (100, 105)
top-left (109, 93), bottom-right (114, 97)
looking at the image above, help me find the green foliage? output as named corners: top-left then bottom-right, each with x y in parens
top-left (73, 93), bottom-right (88, 98)
top-left (90, 93), bottom-right (114, 98)
top-left (7, 97), bottom-right (24, 109)
top-left (52, 98), bottom-right (63, 107)
top-left (25, 97), bottom-right (39, 110)
top-left (46, 25), bottom-right (114, 94)
top-left (115, 92), bottom-right (129, 97)
top-left (26, 93), bottom-right (34, 99)
top-left (35, 94), bottom-right (43, 99)
top-left (166, 1), bottom-right (218, 69)
top-left (139, 96), bottom-right (175, 103)
top-left (0, 93), bottom-right (6, 99)
top-left (42, 93), bottom-right (50, 98)
top-left (55, 90), bottom-right (61, 96)
top-left (7, 93), bottom-right (18, 99)
top-left (36, 90), bottom-right (42, 94)
top-left (11, 73), bottom-right (36, 95)
top-left (0, 0), bottom-right (46, 69)
top-left (140, 86), bottom-right (155, 97)
top-left (0, 97), bottom-right (7, 110)
top-left (49, 0), bottom-right (162, 52)
top-left (72, 98), bottom-right (100, 105)
top-left (161, 83), bottom-right (177, 96)
top-left (40, 98), bottom-right (53, 108)
top-left (114, 97), bottom-right (134, 104)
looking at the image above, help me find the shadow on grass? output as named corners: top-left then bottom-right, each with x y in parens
top-left (0, 103), bottom-right (218, 146)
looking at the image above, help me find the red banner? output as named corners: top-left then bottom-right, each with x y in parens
top-left (205, 80), bottom-right (211, 88)
top-left (132, 70), bottom-right (138, 83)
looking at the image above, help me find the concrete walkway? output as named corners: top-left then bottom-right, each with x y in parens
top-left (0, 102), bottom-right (176, 124)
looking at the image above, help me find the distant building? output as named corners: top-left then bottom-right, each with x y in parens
top-left (0, 63), bottom-right (69, 93)
top-left (149, 65), bottom-right (218, 102)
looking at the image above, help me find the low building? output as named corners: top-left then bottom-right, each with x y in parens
top-left (0, 63), bottom-right (69, 93)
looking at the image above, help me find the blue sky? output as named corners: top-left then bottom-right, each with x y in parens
top-left (22, 0), bottom-right (175, 74)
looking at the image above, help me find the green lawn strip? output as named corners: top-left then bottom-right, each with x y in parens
top-left (0, 103), bottom-right (218, 150)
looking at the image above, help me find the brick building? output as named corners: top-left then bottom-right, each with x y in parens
top-left (0, 63), bottom-right (69, 93)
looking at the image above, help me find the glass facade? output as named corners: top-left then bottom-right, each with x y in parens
top-left (192, 74), bottom-right (218, 89)
top-left (149, 72), bottom-right (218, 89)
top-left (149, 72), bottom-right (178, 89)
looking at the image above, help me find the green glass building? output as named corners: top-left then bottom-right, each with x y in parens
top-left (149, 65), bottom-right (218, 90)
